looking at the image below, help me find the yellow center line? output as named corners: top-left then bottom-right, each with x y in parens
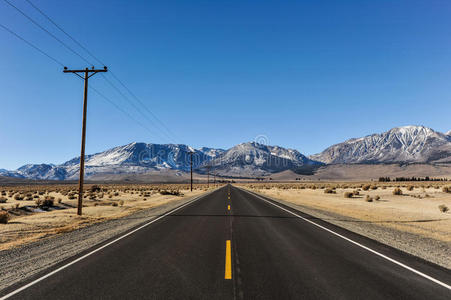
top-left (225, 240), bottom-right (232, 279)
top-left (228, 205), bottom-right (230, 210)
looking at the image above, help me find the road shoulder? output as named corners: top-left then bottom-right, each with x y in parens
top-left (0, 190), bottom-right (213, 293)
top-left (240, 187), bottom-right (451, 270)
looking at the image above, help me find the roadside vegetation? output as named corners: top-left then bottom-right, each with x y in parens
top-left (0, 183), bottom-right (217, 250)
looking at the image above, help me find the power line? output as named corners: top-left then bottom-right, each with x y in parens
top-left (108, 72), bottom-right (181, 142)
top-left (100, 74), bottom-right (175, 143)
top-left (24, 0), bottom-right (181, 143)
top-left (2, 0), bottom-right (93, 66)
top-left (5, 0), bottom-right (182, 145)
top-left (0, 21), bottom-right (162, 140)
top-left (0, 22), bottom-right (64, 66)
top-left (24, 0), bottom-right (104, 66)
top-left (89, 85), bottom-right (163, 138)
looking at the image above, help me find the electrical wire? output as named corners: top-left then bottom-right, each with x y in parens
top-left (23, 0), bottom-right (181, 143)
top-left (0, 21), bottom-right (162, 140)
top-left (3, 0), bottom-right (93, 66)
top-left (101, 73), bottom-right (174, 143)
top-left (0, 22), bottom-right (64, 66)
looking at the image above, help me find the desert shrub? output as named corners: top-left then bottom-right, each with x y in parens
top-left (442, 186), bottom-right (451, 193)
top-left (57, 198), bottom-right (62, 204)
top-left (0, 197), bottom-right (7, 203)
top-left (344, 192), bottom-right (353, 198)
top-left (90, 185), bottom-right (101, 193)
top-left (14, 194), bottom-right (24, 201)
top-left (324, 188), bottom-right (336, 194)
top-left (0, 191), bottom-right (5, 196)
top-left (0, 211), bottom-right (9, 224)
top-left (160, 190), bottom-right (182, 196)
top-left (438, 204), bottom-right (449, 213)
top-left (370, 185), bottom-right (378, 190)
top-left (111, 202), bottom-right (118, 207)
top-left (362, 185), bottom-right (370, 191)
top-left (407, 186), bottom-right (414, 191)
top-left (365, 195), bottom-right (373, 202)
top-left (119, 200), bottom-right (124, 206)
top-left (36, 197), bottom-right (54, 208)
top-left (393, 188), bottom-right (403, 195)
top-left (374, 195), bottom-right (380, 201)
top-left (114, 192), bottom-right (119, 196)
top-left (353, 190), bottom-right (360, 196)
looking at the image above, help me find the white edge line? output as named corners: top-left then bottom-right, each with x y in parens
top-left (0, 191), bottom-right (214, 300)
top-left (243, 188), bottom-right (451, 291)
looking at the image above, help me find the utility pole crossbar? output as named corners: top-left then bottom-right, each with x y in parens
top-left (64, 66), bottom-right (107, 215)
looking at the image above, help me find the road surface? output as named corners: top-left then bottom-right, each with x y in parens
top-left (1, 185), bottom-right (450, 299)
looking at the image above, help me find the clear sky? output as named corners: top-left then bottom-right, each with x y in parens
top-left (1, 0), bottom-right (451, 169)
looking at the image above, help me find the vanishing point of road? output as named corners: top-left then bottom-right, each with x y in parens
top-left (1, 185), bottom-right (450, 299)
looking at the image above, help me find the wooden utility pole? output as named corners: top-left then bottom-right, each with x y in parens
top-left (64, 66), bottom-right (107, 215)
top-left (206, 165), bottom-right (210, 188)
top-left (189, 151), bottom-right (194, 191)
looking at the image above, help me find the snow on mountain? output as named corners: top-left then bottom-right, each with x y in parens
top-left (2, 142), bottom-right (319, 180)
top-left (207, 142), bottom-right (322, 176)
top-left (5, 126), bottom-right (451, 181)
top-left (310, 125), bottom-right (451, 164)
top-left (198, 147), bottom-right (226, 158)
top-left (7, 143), bottom-right (224, 180)
top-left (446, 130), bottom-right (451, 136)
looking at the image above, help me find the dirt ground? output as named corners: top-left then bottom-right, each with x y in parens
top-left (240, 183), bottom-right (451, 243)
top-left (0, 184), bottom-right (214, 250)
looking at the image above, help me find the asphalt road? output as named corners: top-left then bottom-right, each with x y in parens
top-left (2, 185), bottom-right (450, 299)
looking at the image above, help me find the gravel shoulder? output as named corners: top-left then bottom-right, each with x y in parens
top-left (245, 188), bottom-right (451, 270)
top-left (0, 190), bottom-right (212, 293)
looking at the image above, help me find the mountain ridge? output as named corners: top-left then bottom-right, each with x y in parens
top-left (310, 125), bottom-right (451, 164)
top-left (2, 125), bottom-right (451, 180)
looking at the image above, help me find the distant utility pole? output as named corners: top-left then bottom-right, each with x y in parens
top-left (189, 151), bottom-right (194, 191)
top-left (206, 165), bottom-right (211, 188)
top-left (64, 66), bottom-right (107, 215)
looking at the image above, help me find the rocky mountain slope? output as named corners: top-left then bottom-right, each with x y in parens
top-left (205, 142), bottom-right (322, 177)
top-left (2, 142), bottom-right (321, 180)
top-left (310, 126), bottom-right (451, 164)
top-left (3, 125), bottom-right (451, 180)
top-left (1, 143), bottom-right (225, 180)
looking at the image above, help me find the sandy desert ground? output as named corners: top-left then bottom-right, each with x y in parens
top-left (240, 182), bottom-right (451, 242)
top-left (0, 184), bottom-right (216, 250)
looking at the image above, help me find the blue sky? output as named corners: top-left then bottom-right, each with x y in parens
top-left (1, 0), bottom-right (451, 169)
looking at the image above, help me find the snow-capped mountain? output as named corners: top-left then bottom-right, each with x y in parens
top-left (0, 143), bottom-right (225, 180)
top-left (310, 126), bottom-right (451, 164)
top-left (0, 142), bottom-right (320, 180)
top-left (3, 126), bottom-right (451, 181)
top-left (207, 142), bottom-right (322, 177)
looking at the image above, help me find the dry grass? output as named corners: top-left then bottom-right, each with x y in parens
top-left (239, 181), bottom-right (451, 243)
top-left (0, 183), bottom-right (217, 250)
